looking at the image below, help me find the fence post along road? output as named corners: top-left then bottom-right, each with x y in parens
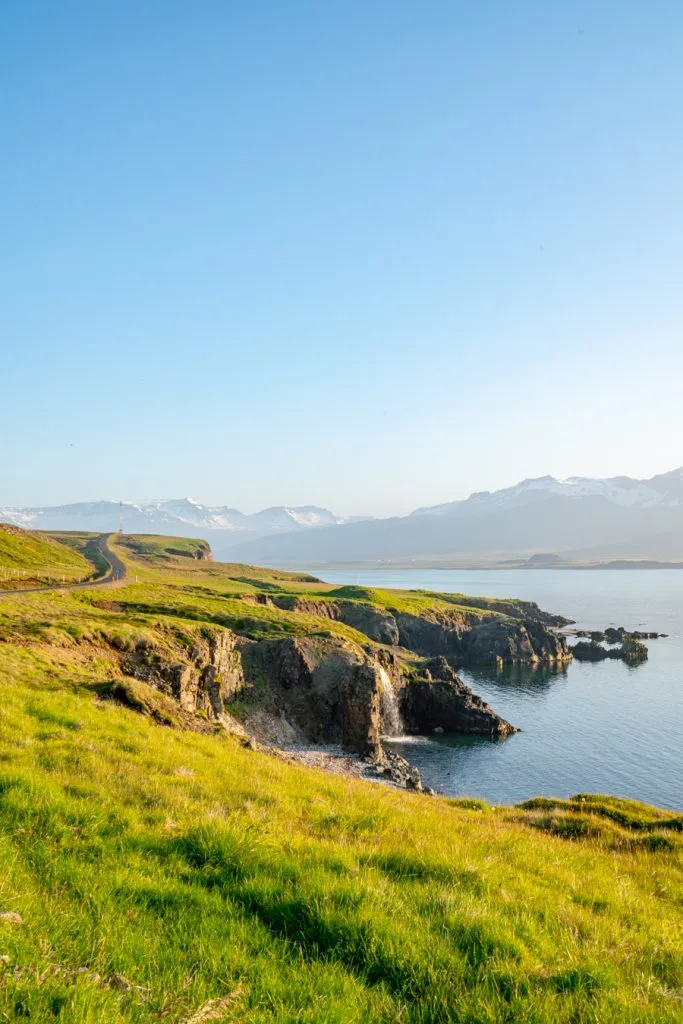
top-left (0, 534), bottom-right (127, 597)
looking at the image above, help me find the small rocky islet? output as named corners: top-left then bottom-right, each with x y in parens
top-left (567, 625), bottom-right (666, 665)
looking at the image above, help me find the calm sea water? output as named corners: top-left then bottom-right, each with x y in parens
top-left (315, 568), bottom-right (683, 810)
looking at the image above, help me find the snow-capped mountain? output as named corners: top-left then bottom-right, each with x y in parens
top-left (224, 466), bottom-right (683, 565)
top-left (411, 468), bottom-right (683, 517)
top-left (4, 468), bottom-right (683, 565)
top-left (0, 499), bottom-right (348, 546)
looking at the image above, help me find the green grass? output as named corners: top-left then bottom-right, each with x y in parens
top-left (42, 533), bottom-right (111, 579)
top-left (0, 643), bottom-right (681, 1022)
top-left (0, 526), bottom-right (93, 590)
top-left (0, 534), bottom-right (680, 1021)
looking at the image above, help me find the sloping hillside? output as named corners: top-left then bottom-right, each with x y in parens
top-left (0, 524), bottom-right (94, 589)
top-left (0, 537), bottom-right (681, 1022)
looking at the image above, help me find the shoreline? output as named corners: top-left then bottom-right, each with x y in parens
top-left (259, 561), bottom-right (683, 572)
top-left (275, 742), bottom-right (432, 793)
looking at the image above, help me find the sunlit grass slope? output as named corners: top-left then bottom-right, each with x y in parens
top-left (0, 526), bottom-right (93, 590)
top-left (0, 534), bottom-right (681, 1022)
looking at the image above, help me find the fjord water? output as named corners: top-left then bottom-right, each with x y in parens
top-left (319, 569), bottom-right (683, 810)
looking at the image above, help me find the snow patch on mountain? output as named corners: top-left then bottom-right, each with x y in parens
top-left (0, 498), bottom-right (347, 542)
top-left (412, 469), bottom-right (683, 517)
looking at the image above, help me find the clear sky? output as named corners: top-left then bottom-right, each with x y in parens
top-left (2, 1), bottom-right (682, 516)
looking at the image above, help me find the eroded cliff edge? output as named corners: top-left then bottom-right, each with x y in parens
top-left (104, 589), bottom-right (573, 761)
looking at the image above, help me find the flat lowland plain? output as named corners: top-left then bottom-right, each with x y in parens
top-left (0, 533), bottom-right (681, 1022)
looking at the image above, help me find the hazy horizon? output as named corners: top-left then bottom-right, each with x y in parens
top-left (3, 462), bottom-right (683, 520)
top-left (3, 2), bottom-right (682, 516)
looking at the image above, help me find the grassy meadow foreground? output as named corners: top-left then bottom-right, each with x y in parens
top-left (0, 529), bottom-right (681, 1022)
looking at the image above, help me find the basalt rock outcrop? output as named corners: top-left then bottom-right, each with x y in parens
top-left (398, 657), bottom-right (517, 737)
top-left (268, 596), bottom-right (571, 667)
top-left (113, 627), bottom-right (245, 726)
top-left (240, 636), bottom-right (391, 755)
top-left (572, 638), bottom-right (649, 665)
top-left (392, 611), bottom-right (572, 668)
top-left (457, 618), bottom-right (572, 668)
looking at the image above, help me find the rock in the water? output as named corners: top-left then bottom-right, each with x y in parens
top-left (619, 638), bottom-right (649, 663)
top-left (572, 641), bottom-right (611, 662)
top-left (572, 639), bottom-right (648, 664)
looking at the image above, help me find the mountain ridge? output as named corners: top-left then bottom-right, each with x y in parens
top-left (3, 467), bottom-right (683, 563)
top-left (225, 467), bottom-right (683, 564)
top-left (412, 467), bottom-right (683, 516)
top-left (0, 498), bottom-right (361, 542)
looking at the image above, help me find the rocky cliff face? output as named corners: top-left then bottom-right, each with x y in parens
top-left (392, 611), bottom-right (571, 667)
top-left (398, 658), bottom-right (517, 737)
top-left (114, 627), bottom-right (245, 728)
top-left (237, 641), bottom-right (515, 751)
top-left (271, 597), bottom-right (571, 667)
top-left (241, 636), bottom-right (386, 755)
top-left (108, 626), bottom-right (516, 756)
top-left (271, 597), bottom-right (400, 645)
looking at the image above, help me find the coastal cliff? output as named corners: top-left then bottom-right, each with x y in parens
top-left (271, 593), bottom-right (572, 667)
top-left (109, 626), bottom-right (516, 758)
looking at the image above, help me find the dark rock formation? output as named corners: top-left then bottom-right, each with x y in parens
top-left (572, 641), bottom-right (610, 662)
top-left (457, 618), bottom-right (572, 668)
top-left (398, 657), bottom-right (517, 738)
top-left (620, 638), bottom-right (649, 663)
top-left (389, 611), bottom-right (571, 667)
top-left (270, 596), bottom-right (571, 666)
top-left (241, 636), bottom-right (388, 755)
top-left (572, 639), bottom-right (648, 665)
top-left (110, 624), bottom-right (518, 755)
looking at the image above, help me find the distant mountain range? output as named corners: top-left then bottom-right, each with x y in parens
top-left (223, 467), bottom-right (683, 565)
top-left (0, 498), bottom-right (364, 547)
top-left (412, 468), bottom-right (683, 516)
top-left (3, 467), bottom-right (683, 565)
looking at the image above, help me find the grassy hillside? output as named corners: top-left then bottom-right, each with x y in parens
top-left (0, 535), bottom-right (681, 1022)
top-left (0, 526), bottom-right (94, 589)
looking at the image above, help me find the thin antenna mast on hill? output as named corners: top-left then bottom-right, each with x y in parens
top-left (118, 501), bottom-right (123, 534)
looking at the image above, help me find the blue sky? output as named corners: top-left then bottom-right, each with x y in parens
top-left (2, 1), bottom-right (682, 515)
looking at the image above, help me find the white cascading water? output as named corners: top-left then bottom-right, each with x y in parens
top-left (378, 666), bottom-right (403, 737)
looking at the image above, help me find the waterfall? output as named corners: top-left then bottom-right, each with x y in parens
top-left (378, 666), bottom-right (403, 737)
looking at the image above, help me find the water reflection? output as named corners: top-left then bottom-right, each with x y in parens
top-left (461, 661), bottom-right (569, 698)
